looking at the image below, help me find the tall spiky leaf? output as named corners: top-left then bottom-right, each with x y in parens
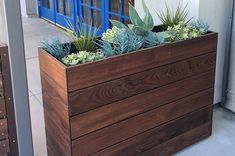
top-left (142, 0), bottom-right (154, 30)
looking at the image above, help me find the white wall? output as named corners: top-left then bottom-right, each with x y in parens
top-left (199, 0), bottom-right (234, 104)
top-left (136, 0), bottom-right (233, 104)
top-left (20, 0), bottom-right (37, 17)
top-left (135, 0), bottom-right (199, 25)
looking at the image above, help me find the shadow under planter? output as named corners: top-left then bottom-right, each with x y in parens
top-left (39, 29), bottom-right (218, 156)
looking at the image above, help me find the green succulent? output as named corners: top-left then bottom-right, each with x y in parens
top-left (128, 0), bottom-right (154, 36)
top-left (191, 20), bottom-right (210, 34)
top-left (67, 19), bottom-right (97, 52)
top-left (158, 4), bottom-right (193, 29)
top-left (166, 21), bottom-right (204, 42)
top-left (62, 51), bottom-right (104, 66)
top-left (41, 37), bottom-right (71, 60)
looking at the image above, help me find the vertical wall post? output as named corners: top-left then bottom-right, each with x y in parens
top-left (1, 0), bottom-right (34, 155)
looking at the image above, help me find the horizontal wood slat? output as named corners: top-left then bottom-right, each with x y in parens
top-left (69, 52), bottom-right (216, 116)
top-left (0, 75), bottom-right (3, 93)
top-left (72, 89), bottom-right (213, 155)
top-left (0, 93), bottom-right (6, 119)
top-left (0, 119), bottom-right (8, 140)
top-left (139, 122), bottom-right (211, 156)
top-left (39, 49), bottom-right (68, 91)
top-left (71, 70), bottom-right (215, 139)
top-left (91, 106), bottom-right (212, 156)
top-left (67, 33), bottom-right (217, 92)
top-left (0, 139), bottom-right (10, 156)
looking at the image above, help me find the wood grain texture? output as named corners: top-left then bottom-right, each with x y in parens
top-left (69, 53), bottom-right (216, 116)
top-left (72, 89), bottom-right (213, 155)
top-left (71, 70), bottom-right (215, 139)
top-left (0, 45), bottom-right (19, 156)
top-left (0, 119), bottom-right (8, 140)
top-left (91, 106), bottom-right (212, 156)
top-left (67, 33), bottom-right (218, 92)
top-left (41, 71), bottom-right (71, 156)
top-left (0, 93), bottom-right (6, 119)
top-left (0, 75), bottom-right (3, 93)
top-left (39, 48), bottom-right (68, 91)
top-left (138, 122), bottom-right (211, 156)
top-left (0, 139), bottom-right (10, 156)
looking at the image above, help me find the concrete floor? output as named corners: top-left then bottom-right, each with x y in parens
top-left (22, 17), bottom-right (235, 156)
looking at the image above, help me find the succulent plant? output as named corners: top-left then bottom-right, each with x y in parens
top-left (67, 19), bottom-right (97, 52)
top-left (157, 4), bottom-right (193, 29)
top-left (191, 20), bottom-right (210, 34)
top-left (62, 51), bottom-right (104, 66)
top-left (128, 0), bottom-right (154, 36)
top-left (97, 26), bottom-right (144, 57)
top-left (166, 21), bottom-right (204, 42)
top-left (41, 37), bottom-right (71, 59)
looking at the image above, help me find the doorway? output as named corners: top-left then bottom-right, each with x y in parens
top-left (38, 0), bottom-right (134, 35)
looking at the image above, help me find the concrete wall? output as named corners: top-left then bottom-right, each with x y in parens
top-left (135, 0), bottom-right (233, 104)
top-left (20, 0), bottom-right (37, 17)
top-left (135, 0), bottom-right (199, 24)
top-left (0, 0), bottom-right (7, 42)
top-left (199, 0), bottom-right (234, 104)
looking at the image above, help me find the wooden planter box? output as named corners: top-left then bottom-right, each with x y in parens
top-left (39, 30), bottom-right (218, 156)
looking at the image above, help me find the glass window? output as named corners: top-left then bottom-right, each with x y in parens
top-left (57, 0), bottom-right (63, 14)
top-left (124, 0), bottom-right (134, 16)
top-left (92, 10), bottom-right (102, 27)
top-left (92, 0), bottom-right (101, 8)
top-left (65, 0), bottom-right (71, 16)
top-left (82, 6), bottom-right (91, 24)
top-left (42, 0), bottom-right (53, 9)
top-left (110, 0), bottom-right (121, 13)
top-left (82, 0), bottom-right (90, 5)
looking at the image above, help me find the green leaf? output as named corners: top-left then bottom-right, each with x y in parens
top-left (110, 20), bottom-right (129, 29)
top-left (130, 25), bottom-right (148, 36)
top-left (129, 3), bottom-right (146, 28)
top-left (142, 0), bottom-right (154, 30)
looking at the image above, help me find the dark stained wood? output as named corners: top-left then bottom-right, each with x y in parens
top-left (39, 48), bottom-right (68, 92)
top-left (39, 31), bottom-right (218, 156)
top-left (41, 71), bottom-right (71, 156)
top-left (138, 122), bottom-right (211, 156)
top-left (91, 106), bottom-right (212, 156)
top-left (72, 89), bottom-right (213, 155)
top-left (0, 139), bottom-right (10, 156)
top-left (71, 70), bottom-right (215, 139)
top-left (0, 45), bottom-right (19, 156)
top-left (0, 119), bottom-right (8, 140)
top-left (0, 75), bottom-right (3, 93)
top-left (0, 93), bottom-right (6, 119)
top-left (67, 33), bottom-right (218, 92)
top-left (69, 53), bottom-right (216, 116)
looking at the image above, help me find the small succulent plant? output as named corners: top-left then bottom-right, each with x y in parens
top-left (67, 19), bottom-right (97, 52)
top-left (97, 26), bottom-right (144, 57)
top-left (166, 21), bottom-right (203, 42)
top-left (128, 0), bottom-right (154, 36)
top-left (62, 51), bottom-right (104, 66)
top-left (191, 20), bottom-right (210, 34)
top-left (41, 37), bottom-right (71, 59)
top-left (157, 4), bottom-right (193, 29)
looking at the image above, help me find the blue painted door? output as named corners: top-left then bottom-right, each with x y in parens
top-left (39, 0), bottom-right (134, 34)
top-left (39, 0), bottom-right (75, 28)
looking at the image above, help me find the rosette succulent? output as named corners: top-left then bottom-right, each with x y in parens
top-left (62, 51), bottom-right (104, 66)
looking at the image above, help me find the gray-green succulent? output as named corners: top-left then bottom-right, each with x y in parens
top-left (166, 21), bottom-right (205, 42)
top-left (62, 51), bottom-right (104, 66)
top-left (41, 37), bottom-right (71, 59)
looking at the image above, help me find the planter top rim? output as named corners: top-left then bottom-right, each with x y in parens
top-left (39, 31), bottom-right (218, 69)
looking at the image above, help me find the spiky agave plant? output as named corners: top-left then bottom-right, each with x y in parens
top-left (157, 4), bottom-right (193, 29)
top-left (67, 18), bottom-right (98, 52)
